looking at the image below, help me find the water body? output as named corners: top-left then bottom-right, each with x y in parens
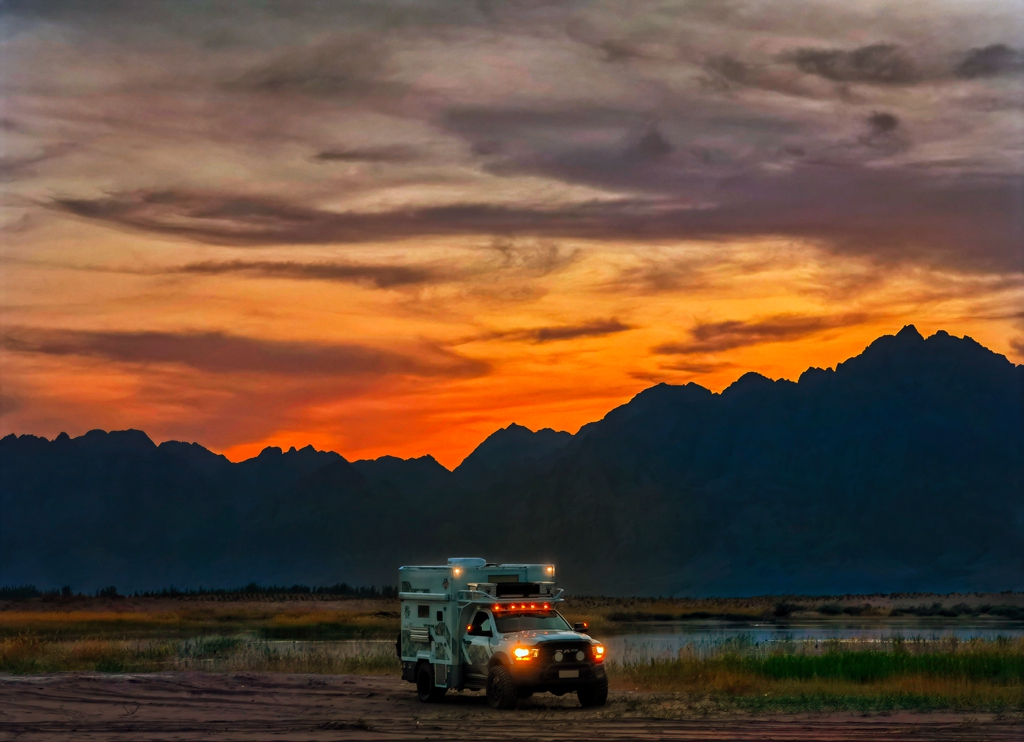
top-left (268, 619), bottom-right (1024, 662)
top-left (603, 619), bottom-right (1024, 661)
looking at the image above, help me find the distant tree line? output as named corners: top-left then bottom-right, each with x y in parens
top-left (0, 585), bottom-right (73, 599)
top-left (0, 583), bottom-right (398, 600)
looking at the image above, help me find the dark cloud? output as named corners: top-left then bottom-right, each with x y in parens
top-left (3, 327), bottom-right (488, 378)
top-left (629, 126), bottom-right (674, 160)
top-left (596, 39), bottom-right (648, 63)
top-left (704, 55), bottom-right (751, 86)
top-left (653, 313), bottom-right (869, 355)
top-left (444, 104), bottom-right (796, 195)
top-left (501, 319), bottom-right (633, 344)
top-left (1011, 337), bottom-right (1024, 357)
top-left (868, 112), bottom-right (899, 135)
top-left (50, 163), bottom-right (1023, 275)
top-left (858, 111), bottom-right (907, 154)
top-left (223, 36), bottom-right (401, 99)
top-left (174, 260), bottom-right (435, 288)
top-left (470, 140), bottom-right (504, 156)
top-left (790, 43), bottom-right (919, 84)
top-left (314, 145), bottom-right (417, 163)
top-left (955, 44), bottom-right (1024, 79)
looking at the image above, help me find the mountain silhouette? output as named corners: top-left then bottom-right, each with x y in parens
top-left (453, 423), bottom-right (572, 490)
top-left (1, 326), bottom-right (1021, 596)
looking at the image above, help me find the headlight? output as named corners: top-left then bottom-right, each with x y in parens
top-left (513, 646), bottom-right (539, 661)
top-left (593, 644), bottom-right (605, 662)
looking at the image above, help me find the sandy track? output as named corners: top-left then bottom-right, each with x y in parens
top-left (0, 673), bottom-right (1019, 741)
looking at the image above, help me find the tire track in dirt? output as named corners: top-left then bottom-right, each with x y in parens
top-left (0, 673), bottom-right (1019, 741)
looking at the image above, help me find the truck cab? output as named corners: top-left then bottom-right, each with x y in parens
top-left (397, 558), bottom-right (607, 709)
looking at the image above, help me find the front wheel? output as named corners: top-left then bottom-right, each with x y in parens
top-left (416, 662), bottom-right (446, 703)
top-left (577, 675), bottom-right (608, 707)
top-left (486, 665), bottom-right (517, 709)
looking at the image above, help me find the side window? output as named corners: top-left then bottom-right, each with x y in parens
top-left (418, 605), bottom-right (429, 618)
top-left (469, 610), bottom-right (491, 635)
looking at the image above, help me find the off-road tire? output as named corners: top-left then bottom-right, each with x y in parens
top-left (486, 665), bottom-right (517, 709)
top-left (577, 675), bottom-right (608, 707)
top-left (416, 662), bottom-right (446, 703)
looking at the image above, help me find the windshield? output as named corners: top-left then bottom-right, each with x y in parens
top-left (493, 611), bottom-right (572, 633)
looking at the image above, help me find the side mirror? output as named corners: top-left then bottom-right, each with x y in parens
top-left (573, 622), bottom-right (589, 634)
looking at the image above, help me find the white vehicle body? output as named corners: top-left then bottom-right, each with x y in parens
top-left (397, 557), bottom-right (607, 708)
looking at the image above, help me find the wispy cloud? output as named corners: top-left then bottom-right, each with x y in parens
top-left (483, 318), bottom-right (633, 345)
top-left (313, 145), bottom-right (417, 163)
top-left (50, 170), bottom-right (1024, 273)
top-left (955, 44), bottom-right (1024, 78)
top-left (173, 260), bottom-right (435, 288)
top-left (654, 313), bottom-right (868, 355)
top-left (0, 143), bottom-right (75, 181)
top-left (788, 43), bottom-right (920, 85)
top-left (3, 327), bottom-right (489, 379)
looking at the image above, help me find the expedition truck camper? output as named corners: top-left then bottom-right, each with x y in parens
top-left (397, 558), bottom-right (607, 709)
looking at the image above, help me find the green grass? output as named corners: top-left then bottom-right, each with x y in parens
top-left (745, 649), bottom-right (1024, 682)
top-left (606, 637), bottom-right (1024, 712)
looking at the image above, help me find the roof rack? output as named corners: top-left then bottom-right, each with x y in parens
top-left (457, 588), bottom-right (564, 607)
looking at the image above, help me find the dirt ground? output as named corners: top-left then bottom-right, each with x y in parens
top-left (1, 673), bottom-right (1020, 741)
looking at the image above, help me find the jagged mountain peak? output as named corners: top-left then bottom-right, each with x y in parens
top-left (1, 327), bottom-right (1020, 595)
top-left (74, 428), bottom-right (156, 453)
top-left (453, 422), bottom-right (572, 483)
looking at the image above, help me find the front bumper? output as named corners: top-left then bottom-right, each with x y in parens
top-left (510, 659), bottom-right (605, 686)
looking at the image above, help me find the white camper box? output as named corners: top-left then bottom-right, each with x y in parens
top-left (397, 558), bottom-right (561, 692)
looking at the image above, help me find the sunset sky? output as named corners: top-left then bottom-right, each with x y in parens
top-left (1, 1), bottom-right (1022, 467)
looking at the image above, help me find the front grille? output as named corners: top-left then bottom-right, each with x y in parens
top-left (538, 641), bottom-right (590, 664)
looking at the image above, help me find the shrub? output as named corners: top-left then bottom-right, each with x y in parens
top-left (774, 602), bottom-right (802, 618)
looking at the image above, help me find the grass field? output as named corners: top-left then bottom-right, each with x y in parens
top-left (2, 593), bottom-right (1022, 713)
top-left (611, 636), bottom-right (1024, 712)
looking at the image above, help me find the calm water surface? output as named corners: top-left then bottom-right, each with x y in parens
top-left (270, 619), bottom-right (1024, 662)
top-left (602, 619), bottom-right (1024, 660)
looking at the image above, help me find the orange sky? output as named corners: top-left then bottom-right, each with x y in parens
top-left (1, 2), bottom-right (1021, 468)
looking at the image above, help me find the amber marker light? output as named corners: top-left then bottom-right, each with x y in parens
top-left (452, 566), bottom-right (463, 577)
top-left (593, 644), bottom-right (605, 662)
top-left (545, 565), bottom-right (555, 577)
top-left (513, 646), bottom-right (538, 661)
